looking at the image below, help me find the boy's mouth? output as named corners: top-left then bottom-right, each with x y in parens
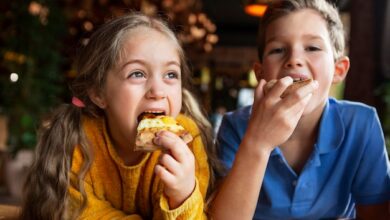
top-left (137, 111), bottom-right (165, 123)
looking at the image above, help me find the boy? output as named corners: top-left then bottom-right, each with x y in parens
top-left (210, 0), bottom-right (390, 219)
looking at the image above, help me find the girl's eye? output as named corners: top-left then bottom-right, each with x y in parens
top-left (165, 71), bottom-right (179, 79)
top-left (128, 71), bottom-right (145, 78)
top-left (268, 48), bottom-right (285, 55)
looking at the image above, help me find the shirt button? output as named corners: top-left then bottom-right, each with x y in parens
top-left (292, 180), bottom-right (297, 186)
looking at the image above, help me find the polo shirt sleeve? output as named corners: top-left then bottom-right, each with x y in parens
top-left (217, 114), bottom-right (242, 170)
top-left (351, 109), bottom-right (390, 205)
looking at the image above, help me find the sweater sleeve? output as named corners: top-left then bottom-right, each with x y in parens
top-left (67, 147), bottom-right (143, 220)
top-left (152, 115), bottom-right (210, 219)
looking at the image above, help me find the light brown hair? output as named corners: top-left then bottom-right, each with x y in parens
top-left (21, 12), bottom-right (223, 219)
top-left (257, 0), bottom-right (345, 61)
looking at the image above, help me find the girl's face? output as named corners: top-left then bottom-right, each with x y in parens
top-left (94, 27), bottom-right (182, 149)
top-left (258, 9), bottom-right (342, 116)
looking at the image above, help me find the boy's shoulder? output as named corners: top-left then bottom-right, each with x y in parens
top-left (328, 97), bottom-right (377, 116)
top-left (224, 105), bottom-right (252, 121)
top-left (323, 98), bottom-right (379, 132)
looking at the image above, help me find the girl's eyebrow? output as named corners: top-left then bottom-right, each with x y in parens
top-left (166, 60), bottom-right (181, 68)
top-left (120, 59), bottom-right (181, 69)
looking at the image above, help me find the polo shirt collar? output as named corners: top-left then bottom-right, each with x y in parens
top-left (316, 98), bottom-right (345, 154)
top-left (270, 98), bottom-right (345, 156)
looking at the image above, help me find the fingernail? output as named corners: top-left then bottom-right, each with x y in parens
top-left (154, 136), bottom-right (160, 145)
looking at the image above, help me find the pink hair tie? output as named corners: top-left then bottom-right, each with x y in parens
top-left (72, 97), bottom-right (86, 108)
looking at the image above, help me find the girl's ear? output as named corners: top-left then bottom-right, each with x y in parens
top-left (332, 56), bottom-right (350, 84)
top-left (88, 89), bottom-right (107, 109)
top-left (253, 62), bottom-right (264, 81)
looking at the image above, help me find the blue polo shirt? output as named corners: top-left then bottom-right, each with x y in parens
top-left (217, 98), bottom-right (390, 219)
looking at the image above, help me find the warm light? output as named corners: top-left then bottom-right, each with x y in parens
top-left (83, 21), bottom-right (94, 31)
top-left (245, 4), bottom-right (268, 17)
top-left (10, 73), bottom-right (19, 82)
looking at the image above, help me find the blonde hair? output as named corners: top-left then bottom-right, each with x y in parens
top-left (257, 0), bottom-right (345, 60)
top-left (21, 12), bottom-right (222, 219)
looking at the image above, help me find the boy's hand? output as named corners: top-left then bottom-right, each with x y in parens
top-left (153, 130), bottom-right (196, 209)
top-left (245, 76), bottom-right (318, 152)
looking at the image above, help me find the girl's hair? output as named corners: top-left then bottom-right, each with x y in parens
top-left (257, 0), bottom-right (345, 61)
top-left (21, 12), bottom-right (223, 219)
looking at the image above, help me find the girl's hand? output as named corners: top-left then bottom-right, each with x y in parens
top-left (153, 130), bottom-right (196, 209)
top-left (245, 77), bottom-right (318, 153)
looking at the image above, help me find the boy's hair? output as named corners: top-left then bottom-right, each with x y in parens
top-left (21, 12), bottom-right (222, 219)
top-left (257, 0), bottom-right (345, 60)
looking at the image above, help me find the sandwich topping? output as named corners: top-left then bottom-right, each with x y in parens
top-left (135, 112), bottom-right (193, 151)
top-left (137, 114), bottom-right (185, 133)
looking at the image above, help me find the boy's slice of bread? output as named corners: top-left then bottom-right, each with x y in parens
top-left (135, 114), bottom-right (193, 151)
top-left (264, 78), bottom-right (312, 98)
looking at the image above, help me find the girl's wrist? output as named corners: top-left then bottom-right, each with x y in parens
top-left (168, 179), bottom-right (196, 209)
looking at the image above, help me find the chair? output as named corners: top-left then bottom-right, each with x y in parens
top-left (0, 204), bottom-right (20, 220)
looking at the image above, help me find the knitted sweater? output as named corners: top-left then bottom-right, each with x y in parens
top-left (67, 114), bottom-right (210, 219)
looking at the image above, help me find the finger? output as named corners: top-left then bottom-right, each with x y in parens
top-left (155, 164), bottom-right (175, 186)
top-left (158, 153), bottom-right (180, 175)
top-left (254, 79), bottom-right (267, 105)
top-left (267, 76), bottom-right (293, 98)
top-left (154, 131), bottom-right (191, 163)
top-left (280, 80), bottom-right (318, 109)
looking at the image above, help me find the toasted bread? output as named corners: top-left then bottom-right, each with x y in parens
top-left (135, 114), bottom-right (193, 151)
top-left (264, 78), bottom-right (312, 98)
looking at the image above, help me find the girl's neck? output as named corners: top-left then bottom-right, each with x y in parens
top-left (105, 120), bottom-right (145, 166)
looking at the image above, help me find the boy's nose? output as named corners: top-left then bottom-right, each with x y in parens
top-left (284, 51), bottom-right (303, 68)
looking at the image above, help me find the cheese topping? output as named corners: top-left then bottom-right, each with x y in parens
top-left (137, 116), bottom-right (184, 132)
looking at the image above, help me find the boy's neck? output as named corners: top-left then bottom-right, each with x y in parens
top-left (279, 100), bottom-right (325, 174)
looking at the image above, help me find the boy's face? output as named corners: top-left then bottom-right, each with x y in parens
top-left (90, 27), bottom-right (182, 149)
top-left (257, 9), bottom-right (348, 115)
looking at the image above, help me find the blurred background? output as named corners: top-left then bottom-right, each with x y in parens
top-left (0, 0), bottom-right (389, 205)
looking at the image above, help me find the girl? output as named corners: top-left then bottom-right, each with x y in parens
top-left (21, 12), bottom-right (222, 219)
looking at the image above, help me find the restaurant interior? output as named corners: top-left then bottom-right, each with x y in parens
top-left (0, 0), bottom-right (389, 214)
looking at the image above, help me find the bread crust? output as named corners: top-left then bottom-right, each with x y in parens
top-left (264, 78), bottom-right (312, 98)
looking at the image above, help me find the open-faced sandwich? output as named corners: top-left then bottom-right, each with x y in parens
top-left (135, 112), bottom-right (193, 151)
top-left (264, 78), bottom-right (313, 98)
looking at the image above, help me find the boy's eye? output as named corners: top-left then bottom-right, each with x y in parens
top-left (306, 46), bottom-right (321, 51)
top-left (128, 71), bottom-right (145, 78)
top-left (268, 48), bottom-right (285, 54)
top-left (165, 71), bottom-right (179, 79)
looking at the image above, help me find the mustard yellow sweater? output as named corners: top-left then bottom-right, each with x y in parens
top-left (68, 114), bottom-right (210, 219)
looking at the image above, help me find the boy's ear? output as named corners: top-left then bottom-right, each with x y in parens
top-left (253, 62), bottom-right (264, 81)
top-left (88, 89), bottom-right (107, 109)
top-left (332, 56), bottom-right (350, 84)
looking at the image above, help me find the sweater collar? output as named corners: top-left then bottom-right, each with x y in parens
top-left (316, 98), bottom-right (345, 154)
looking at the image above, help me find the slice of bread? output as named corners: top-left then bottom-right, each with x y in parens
top-left (135, 114), bottom-right (193, 151)
top-left (264, 78), bottom-right (312, 98)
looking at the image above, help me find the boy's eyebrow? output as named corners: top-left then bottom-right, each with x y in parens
top-left (266, 34), bottom-right (326, 44)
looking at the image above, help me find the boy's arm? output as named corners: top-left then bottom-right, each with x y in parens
top-left (210, 78), bottom-right (317, 219)
top-left (352, 109), bottom-right (390, 219)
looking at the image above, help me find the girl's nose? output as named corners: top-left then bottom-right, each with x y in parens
top-left (146, 80), bottom-right (166, 100)
top-left (284, 50), bottom-right (303, 68)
